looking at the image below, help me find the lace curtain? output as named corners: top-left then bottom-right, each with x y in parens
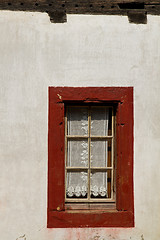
top-left (66, 107), bottom-right (110, 198)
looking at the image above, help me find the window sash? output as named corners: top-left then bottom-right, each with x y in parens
top-left (65, 106), bottom-right (115, 203)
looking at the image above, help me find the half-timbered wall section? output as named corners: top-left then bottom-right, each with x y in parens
top-left (0, 0), bottom-right (160, 22)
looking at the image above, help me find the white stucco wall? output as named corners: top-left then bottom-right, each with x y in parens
top-left (0, 11), bottom-right (160, 240)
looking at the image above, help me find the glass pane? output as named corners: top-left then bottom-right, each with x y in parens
top-left (66, 171), bottom-right (88, 198)
top-left (90, 170), bottom-right (111, 198)
top-left (67, 107), bottom-right (88, 136)
top-left (91, 107), bottom-right (112, 136)
top-left (67, 139), bottom-right (88, 167)
top-left (91, 140), bottom-right (112, 167)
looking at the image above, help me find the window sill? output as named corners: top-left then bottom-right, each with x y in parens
top-left (48, 210), bottom-right (134, 228)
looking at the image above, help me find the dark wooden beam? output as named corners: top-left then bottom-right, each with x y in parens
top-left (0, 0), bottom-right (160, 23)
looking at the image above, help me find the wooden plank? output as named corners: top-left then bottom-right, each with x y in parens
top-left (65, 203), bottom-right (116, 210)
top-left (48, 210), bottom-right (134, 228)
top-left (67, 136), bottom-right (113, 138)
top-left (48, 91), bottom-right (65, 212)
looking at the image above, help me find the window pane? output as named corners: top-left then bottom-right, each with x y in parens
top-left (91, 107), bottom-right (112, 136)
top-left (66, 171), bottom-right (88, 198)
top-left (91, 139), bottom-right (112, 167)
top-left (90, 170), bottom-right (112, 198)
top-left (67, 107), bottom-right (88, 136)
top-left (67, 139), bottom-right (88, 167)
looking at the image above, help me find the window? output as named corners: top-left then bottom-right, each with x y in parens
top-left (48, 87), bottom-right (134, 228)
top-left (65, 106), bottom-right (115, 208)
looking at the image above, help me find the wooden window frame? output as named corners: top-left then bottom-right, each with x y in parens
top-left (48, 87), bottom-right (134, 228)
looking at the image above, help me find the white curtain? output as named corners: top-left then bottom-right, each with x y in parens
top-left (67, 107), bottom-right (109, 198)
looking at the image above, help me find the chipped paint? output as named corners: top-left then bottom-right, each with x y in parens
top-left (57, 94), bottom-right (62, 100)
top-left (16, 234), bottom-right (26, 240)
top-left (141, 234), bottom-right (145, 240)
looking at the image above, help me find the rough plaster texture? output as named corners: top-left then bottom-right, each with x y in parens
top-left (0, 11), bottom-right (160, 240)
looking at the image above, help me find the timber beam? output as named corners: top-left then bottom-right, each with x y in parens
top-left (0, 0), bottom-right (160, 23)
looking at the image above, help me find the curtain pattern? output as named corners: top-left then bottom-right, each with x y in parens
top-left (67, 107), bottom-right (109, 198)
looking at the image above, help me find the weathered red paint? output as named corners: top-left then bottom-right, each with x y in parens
top-left (48, 87), bottom-right (134, 228)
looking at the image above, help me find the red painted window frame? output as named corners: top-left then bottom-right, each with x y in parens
top-left (48, 87), bottom-right (134, 228)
